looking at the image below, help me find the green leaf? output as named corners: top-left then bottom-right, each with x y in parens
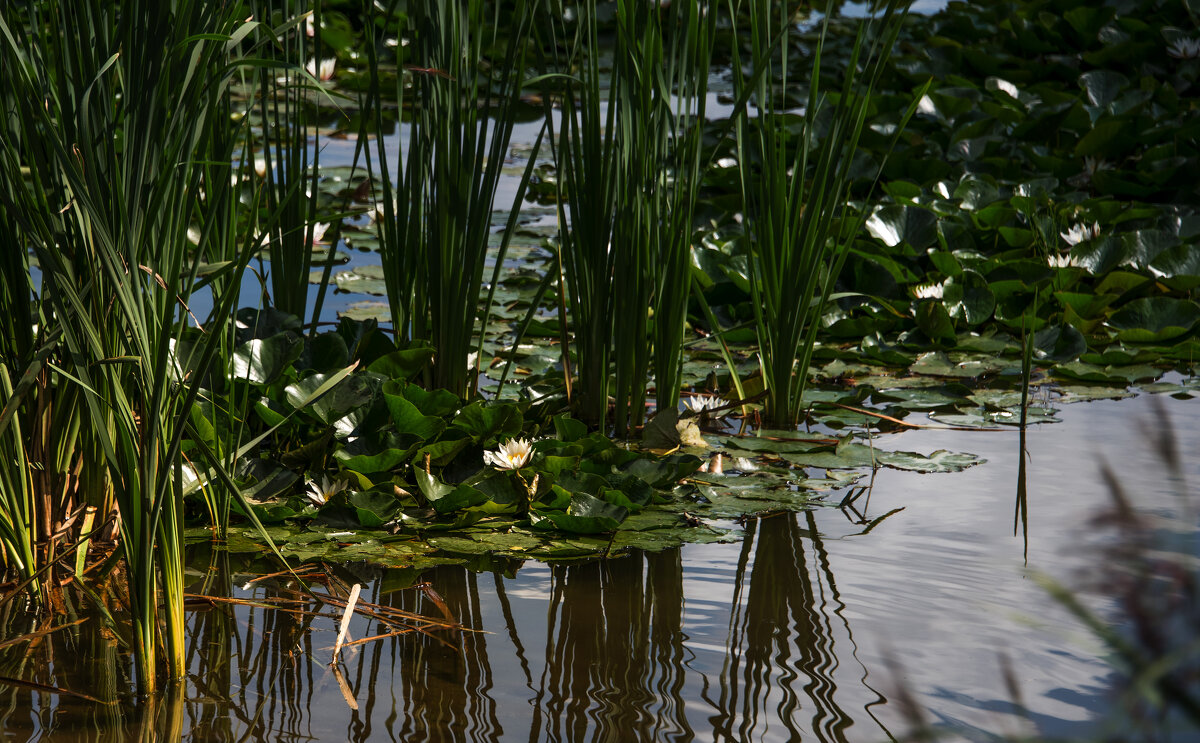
top-left (876, 449), bottom-right (986, 473)
top-left (720, 436), bottom-right (832, 455)
top-left (304, 332), bottom-right (350, 372)
top-left (430, 484), bottom-right (491, 514)
top-left (232, 332), bottom-right (303, 385)
top-left (915, 300), bottom-right (957, 344)
top-left (1052, 361), bottom-right (1163, 384)
top-left (383, 381), bottom-right (446, 441)
top-left (942, 270), bottom-right (995, 326)
top-left (620, 454), bottom-right (703, 489)
top-left (1078, 70), bottom-right (1128, 109)
top-left (866, 205), bottom-right (938, 249)
top-left (1033, 324), bottom-right (1087, 362)
top-left (530, 492), bottom-right (627, 534)
top-left (416, 437), bottom-right (472, 467)
top-left (1150, 245), bottom-right (1200, 288)
top-left (334, 442), bottom-right (413, 474)
top-left (413, 468), bottom-right (454, 504)
top-left (1107, 297), bottom-right (1200, 343)
top-left (368, 345), bottom-right (435, 381)
top-left (284, 371), bottom-right (377, 425)
top-left (403, 384), bottom-right (461, 417)
top-left (318, 489), bottom-right (404, 528)
top-left (553, 414), bottom-right (587, 442)
top-left (780, 440), bottom-right (880, 469)
top-left (1071, 235), bottom-right (1133, 275)
top-left (1075, 119), bottom-right (1130, 157)
top-left (450, 401), bottom-right (523, 444)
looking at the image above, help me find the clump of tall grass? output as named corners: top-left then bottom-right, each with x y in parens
top-left (729, 0), bottom-right (921, 427)
top-left (546, 0), bottom-right (716, 435)
top-left (252, 0), bottom-right (330, 324)
top-left (0, 0), bottom-right (296, 693)
top-left (363, 0), bottom-right (539, 399)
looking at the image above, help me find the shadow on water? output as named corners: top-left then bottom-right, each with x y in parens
top-left (0, 510), bottom-right (897, 741)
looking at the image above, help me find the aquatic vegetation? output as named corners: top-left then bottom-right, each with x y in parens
top-left (2, 0), bottom-right (1200, 707)
top-left (0, 0), bottom-right (289, 693)
top-left (484, 438), bottom-right (534, 471)
top-left (728, 0), bottom-right (923, 426)
top-left (304, 474), bottom-right (349, 507)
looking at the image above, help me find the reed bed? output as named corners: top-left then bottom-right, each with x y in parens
top-left (0, 0), bottom-right (916, 696)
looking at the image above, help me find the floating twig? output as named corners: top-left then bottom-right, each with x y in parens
top-left (331, 583), bottom-right (361, 665)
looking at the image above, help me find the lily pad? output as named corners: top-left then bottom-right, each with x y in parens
top-left (1107, 297), bottom-right (1200, 343)
top-left (942, 270), bottom-right (995, 326)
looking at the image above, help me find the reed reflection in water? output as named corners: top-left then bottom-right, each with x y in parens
top-left (0, 512), bottom-right (889, 742)
top-left (178, 512), bottom-right (883, 741)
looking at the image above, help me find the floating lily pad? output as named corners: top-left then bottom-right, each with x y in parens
top-left (338, 301), bottom-right (391, 322)
top-left (332, 264), bottom-right (388, 295)
top-left (1052, 361), bottom-right (1162, 384)
top-left (942, 270), bottom-right (995, 326)
top-left (1107, 297), bottom-right (1200, 343)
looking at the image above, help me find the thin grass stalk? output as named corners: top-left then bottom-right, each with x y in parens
top-left (251, 1), bottom-right (325, 322)
top-left (359, 0), bottom-right (422, 343)
top-left (0, 365), bottom-right (38, 596)
top-left (648, 0), bottom-right (716, 416)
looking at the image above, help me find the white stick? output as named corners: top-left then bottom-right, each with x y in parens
top-left (332, 583), bottom-right (362, 665)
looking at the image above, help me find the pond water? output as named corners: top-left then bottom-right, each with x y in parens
top-left (6, 391), bottom-right (1195, 741)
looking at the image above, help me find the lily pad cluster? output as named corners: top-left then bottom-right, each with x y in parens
top-left (181, 0), bottom-right (1200, 571)
top-left (187, 310), bottom-right (707, 543)
top-left (672, 0), bottom-right (1200, 417)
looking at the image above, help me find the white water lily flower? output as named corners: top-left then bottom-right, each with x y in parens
top-left (254, 157), bottom-right (268, 178)
top-left (368, 197), bottom-right (399, 222)
top-left (683, 395), bottom-right (724, 418)
top-left (1060, 222), bottom-right (1100, 246)
top-left (305, 475), bottom-right (349, 507)
top-left (1083, 156), bottom-right (1112, 176)
top-left (306, 57), bottom-right (336, 81)
top-left (310, 222), bottom-right (330, 245)
top-left (484, 438), bottom-right (533, 470)
top-left (911, 281), bottom-right (945, 300)
top-left (1168, 37), bottom-right (1200, 59)
top-left (1047, 253), bottom-right (1076, 269)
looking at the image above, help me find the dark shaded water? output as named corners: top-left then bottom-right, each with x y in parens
top-left (2, 392), bottom-right (1196, 741)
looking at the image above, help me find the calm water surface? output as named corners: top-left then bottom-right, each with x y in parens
top-left (3, 392), bottom-right (1196, 742)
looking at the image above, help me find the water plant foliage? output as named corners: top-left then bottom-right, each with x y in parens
top-left (1, 0), bottom-right (1199, 700)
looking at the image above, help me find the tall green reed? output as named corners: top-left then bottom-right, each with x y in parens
top-left (361, 0), bottom-right (422, 348)
top-left (547, 0), bottom-right (716, 435)
top-left (0, 0), bottom-right (273, 693)
top-left (252, 1), bottom-right (329, 324)
top-left (364, 0), bottom-right (538, 399)
top-left (729, 0), bottom-right (918, 426)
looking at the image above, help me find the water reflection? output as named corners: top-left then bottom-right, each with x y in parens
top-left (0, 512), bottom-right (894, 741)
top-left (361, 512), bottom-right (883, 741)
top-left (709, 512), bottom-right (887, 743)
top-left (1015, 426), bottom-right (1030, 563)
top-left (528, 552), bottom-right (691, 742)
